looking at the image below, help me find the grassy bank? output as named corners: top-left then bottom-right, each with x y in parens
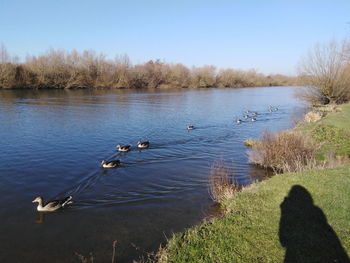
top-left (160, 104), bottom-right (350, 262)
top-left (247, 103), bottom-right (350, 173)
top-left (161, 166), bottom-right (350, 262)
top-left (297, 103), bottom-right (350, 160)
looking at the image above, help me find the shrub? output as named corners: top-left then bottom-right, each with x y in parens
top-left (248, 130), bottom-right (317, 173)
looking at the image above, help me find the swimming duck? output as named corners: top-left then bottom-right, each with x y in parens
top-left (236, 119), bottom-right (242, 124)
top-left (187, 125), bottom-right (195, 130)
top-left (32, 196), bottom-right (73, 212)
top-left (251, 118), bottom-right (257, 122)
top-left (244, 115), bottom-right (249, 119)
top-left (137, 141), bottom-right (150, 149)
top-left (101, 160), bottom-right (121, 168)
top-left (251, 112), bottom-right (258, 116)
top-left (116, 144), bottom-right (131, 152)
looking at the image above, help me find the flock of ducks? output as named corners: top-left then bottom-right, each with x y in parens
top-left (101, 141), bottom-right (150, 168)
top-left (236, 106), bottom-right (278, 125)
top-left (33, 141), bottom-right (151, 211)
top-left (32, 105), bottom-right (279, 212)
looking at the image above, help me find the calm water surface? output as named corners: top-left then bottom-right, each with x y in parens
top-left (0, 87), bottom-right (304, 262)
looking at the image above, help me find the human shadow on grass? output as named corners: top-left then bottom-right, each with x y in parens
top-left (279, 185), bottom-right (349, 263)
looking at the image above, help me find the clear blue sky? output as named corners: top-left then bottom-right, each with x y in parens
top-left (0, 0), bottom-right (349, 75)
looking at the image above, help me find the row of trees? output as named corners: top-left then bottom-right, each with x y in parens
top-left (298, 40), bottom-right (350, 104)
top-left (0, 45), bottom-right (296, 89)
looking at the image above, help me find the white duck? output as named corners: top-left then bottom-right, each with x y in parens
top-left (32, 196), bottom-right (73, 212)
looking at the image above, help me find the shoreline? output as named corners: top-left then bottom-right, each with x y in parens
top-left (0, 84), bottom-right (298, 90)
top-left (159, 103), bottom-right (350, 262)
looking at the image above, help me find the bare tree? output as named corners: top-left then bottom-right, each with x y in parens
top-left (0, 43), bottom-right (10, 64)
top-left (0, 46), bottom-right (298, 89)
top-left (191, 65), bottom-right (216, 88)
top-left (298, 40), bottom-right (350, 104)
top-left (169, 63), bottom-right (191, 88)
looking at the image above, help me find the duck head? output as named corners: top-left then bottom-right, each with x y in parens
top-left (32, 197), bottom-right (43, 204)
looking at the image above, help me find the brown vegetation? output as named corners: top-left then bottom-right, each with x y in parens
top-left (0, 45), bottom-right (296, 89)
top-left (208, 161), bottom-right (240, 203)
top-left (248, 130), bottom-right (317, 173)
top-left (243, 138), bottom-right (257, 147)
top-left (304, 111), bottom-right (323, 123)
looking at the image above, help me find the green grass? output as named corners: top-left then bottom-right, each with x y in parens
top-left (297, 103), bottom-right (350, 160)
top-left (162, 166), bottom-right (350, 262)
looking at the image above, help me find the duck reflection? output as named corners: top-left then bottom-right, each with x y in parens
top-left (34, 212), bottom-right (45, 223)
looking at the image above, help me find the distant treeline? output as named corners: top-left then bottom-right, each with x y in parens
top-left (0, 46), bottom-right (296, 89)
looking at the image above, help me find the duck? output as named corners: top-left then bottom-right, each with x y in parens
top-left (187, 125), bottom-right (195, 130)
top-left (251, 118), bottom-right (257, 122)
top-left (243, 115), bottom-right (250, 119)
top-left (137, 141), bottom-right (150, 149)
top-left (101, 160), bottom-right (120, 168)
top-left (251, 112), bottom-right (258, 116)
top-left (32, 196), bottom-right (73, 212)
top-left (116, 144), bottom-right (131, 152)
top-left (236, 119), bottom-right (242, 124)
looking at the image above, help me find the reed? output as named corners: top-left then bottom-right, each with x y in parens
top-left (76, 240), bottom-right (118, 263)
top-left (75, 252), bottom-right (94, 263)
top-left (208, 161), bottom-right (239, 204)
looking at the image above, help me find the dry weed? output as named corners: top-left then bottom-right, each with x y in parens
top-left (208, 161), bottom-right (240, 203)
top-left (305, 111), bottom-right (322, 123)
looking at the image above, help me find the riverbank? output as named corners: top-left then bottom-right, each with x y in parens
top-left (160, 166), bottom-right (350, 262)
top-left (297, 103), bottom-right (350, 161)
top-left (160, 104), bottom-right (350, 262)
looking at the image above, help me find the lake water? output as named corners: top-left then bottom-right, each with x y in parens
top-left (0, 87), bottom-right (304, 262)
